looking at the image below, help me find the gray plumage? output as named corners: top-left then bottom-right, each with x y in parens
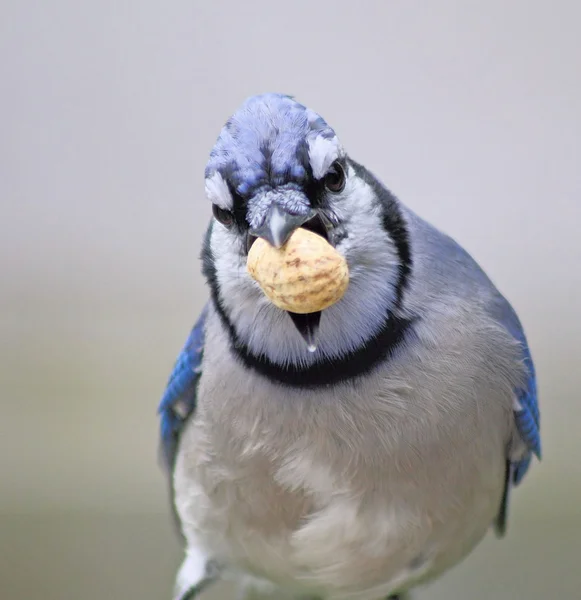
top-left (159, 94), bottom-right (540, 600)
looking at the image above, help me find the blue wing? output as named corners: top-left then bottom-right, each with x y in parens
top-left (512, 342), bottom-right (541, 481)
top-left (158, 304), bottom-right (208, 470)
top-left (492, 297), bottom-right (541, 534)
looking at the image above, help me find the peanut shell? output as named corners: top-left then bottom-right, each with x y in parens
top-left (247, 228), bottom-right (349, 313)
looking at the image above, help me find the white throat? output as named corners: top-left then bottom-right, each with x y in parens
top-left (211, 173), bottom-right (401, 367)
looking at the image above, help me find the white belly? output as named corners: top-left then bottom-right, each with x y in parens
top-left (174, 397), bottom-right (507, 598)
top-left (173, 316), bottom-right (514, 599)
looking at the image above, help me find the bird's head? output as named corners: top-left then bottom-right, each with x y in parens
top-left (202, 93), bottom-right (412, 385)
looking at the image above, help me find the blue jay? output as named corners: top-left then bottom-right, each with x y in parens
top-left (158, 94), bottom-right (541, 600)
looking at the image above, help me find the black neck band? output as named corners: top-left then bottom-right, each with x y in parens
top-left (201, 184), bottom-right (416, 388)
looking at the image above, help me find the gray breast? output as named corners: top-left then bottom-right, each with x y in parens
top-left (172, 300), bottom-right (521, 598)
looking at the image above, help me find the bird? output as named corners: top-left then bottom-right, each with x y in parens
top-left (157, 93), bottom-right (541, 600)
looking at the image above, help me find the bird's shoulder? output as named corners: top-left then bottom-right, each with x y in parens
top-left (402, 207), bottom-right (541, 527)
top-left (426, 215), bottom-right (541, 472)
top-left (490, 294), bottom-right (542, 468)
top-left (481, 289), bottom-right (541, 534)
top-left (158, 303), bottom-right (208, 470)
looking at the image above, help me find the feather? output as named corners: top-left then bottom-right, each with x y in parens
top-left (492, 297), bottom-right (541, 533)
top-left (158, 304), bottom-right (208, 470)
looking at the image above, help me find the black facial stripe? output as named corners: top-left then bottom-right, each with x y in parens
top-left (201, 220), bottom-right (240, 341)
top-left (347, 158), bottom-right (413, 308)
top-left (202, 220), bottom-right (415, 388)
top-left (295, 138), bottom-right (314, 178)
top-left (215, 177), bottom-right (246, 229)
top-left (292, 137), bottom-right (325, 208)
top-left (296, 141), bottom-right (349, 210)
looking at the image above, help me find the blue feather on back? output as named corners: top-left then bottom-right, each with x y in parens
top-left (158, 304), bottom-right (208, 469)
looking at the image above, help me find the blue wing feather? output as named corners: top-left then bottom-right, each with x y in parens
top-left (158, 304), bottom-right (208, 470)
top-left (500, 303), bottom-right (542, 469)
top-left (492, 296), bottom-right (541, 533)
top-left (512, 345), bottom-right (542, 480)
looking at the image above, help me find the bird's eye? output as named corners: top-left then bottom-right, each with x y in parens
top-left (324, 161), bottom-right (346, 193)
top-left (212, 204), bottom-right (234, 227)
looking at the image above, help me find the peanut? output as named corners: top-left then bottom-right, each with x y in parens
top-left (247, 228), bottom-right (349, 313)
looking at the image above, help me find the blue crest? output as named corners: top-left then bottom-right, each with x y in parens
top-left (205, 93), bottom-right (337, 201)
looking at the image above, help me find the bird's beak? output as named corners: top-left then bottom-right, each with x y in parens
top-left (249, 203), bottom-right (322, 351)
top-left (250, 204), bottom-right (315, 249)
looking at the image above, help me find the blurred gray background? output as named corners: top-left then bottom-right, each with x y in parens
top-left (1, 1), bottom-right (579, 599)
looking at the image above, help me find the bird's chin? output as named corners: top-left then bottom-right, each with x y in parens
top-left (287, 311), bottom-right (322, 353)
